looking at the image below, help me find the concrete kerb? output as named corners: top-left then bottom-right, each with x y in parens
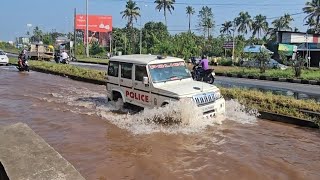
top-left (0, 123), bottom-right (85, 180)
top-left (27, 67), bottom-right (320, 128)
top-left (215, 73), bottom-right (320, 86)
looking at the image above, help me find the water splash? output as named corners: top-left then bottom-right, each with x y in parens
top-left (38, 87), bottom-right (259, 134)
top-left (224, 99), bottom-right (260, 124)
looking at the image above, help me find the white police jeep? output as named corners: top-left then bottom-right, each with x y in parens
top-left (106, 54), bottom-right (225, 117)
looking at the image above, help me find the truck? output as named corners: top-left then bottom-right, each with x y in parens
top-left (28, 44), bottom-right (54, 61)
top-left (106, 54), bottom-right (225, 118)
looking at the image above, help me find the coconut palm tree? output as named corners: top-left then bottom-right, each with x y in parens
top-left (282, 13), bottom-right (294, 30)
top-left (252, 14), bottom-right (268, 39)
top-left (154, 0), bottom-right (176, 26)
top-left (120, 0), bottom-right (140, 29)
top-left (220, 21), bottom-right (233, 35)
top-left (271, 18), bottom-right (283, 31)
top-left (234, 11), bottom-right (252, 35)
top-left (303, 0), bottom-right (320, 31)
top-left (186, 6), bottom-right (195, 32)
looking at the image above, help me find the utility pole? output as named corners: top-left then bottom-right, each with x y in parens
top-left (232, 21), bottom-right (236, 63)
top-left (74, 8), bottom-right (77, 58)
top-left (140, 21), bottom-right (142, 54)
top-left (86, 0), bottom-right (89, 57)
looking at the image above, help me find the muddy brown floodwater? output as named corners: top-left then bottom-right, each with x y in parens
top-left (0, 66), bottom-right (320, 180)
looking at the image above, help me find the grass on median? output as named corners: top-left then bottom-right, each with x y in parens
top-left (213, 66), bottom-right (320, 81)
top-left (220, 87), bottom-right (320, 122)
top-left (9, 58), bottom-right (105, 81)
top-left (10, 59), bottom-right (320, 123)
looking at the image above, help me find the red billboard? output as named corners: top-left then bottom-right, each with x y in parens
top-left (76, 15), bottom-right (112, 32)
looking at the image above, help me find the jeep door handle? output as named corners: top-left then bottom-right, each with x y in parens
top-left (120, 79), bottom-right (123, 82)
top-left (134, 82), bottom-right (138, 85)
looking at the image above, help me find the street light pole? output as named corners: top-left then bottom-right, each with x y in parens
top-left (86, 0), bottom-right (89, 57)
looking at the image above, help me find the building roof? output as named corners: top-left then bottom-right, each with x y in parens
top-left (110, 54), bottom-right (184, 64)
top-left (243, 45), bottom-right (273, 54)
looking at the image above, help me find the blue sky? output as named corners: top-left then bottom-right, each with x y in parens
top-left (0, 0), bottom-right (307, 41)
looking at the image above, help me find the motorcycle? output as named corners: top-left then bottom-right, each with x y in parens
top-left (17, 58), bottom-right (29, 72)
top-left (60, 58), bottom-right (70, 64)
top-left (191, 62), bottom-right (215, 84)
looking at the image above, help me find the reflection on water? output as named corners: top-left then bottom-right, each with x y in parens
top-left (215, 80), bottom-right (320, 102)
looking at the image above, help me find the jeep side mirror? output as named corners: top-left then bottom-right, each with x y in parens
top-left (143, 77), bottom-right (149, 85)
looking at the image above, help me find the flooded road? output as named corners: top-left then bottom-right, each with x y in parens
top-left (1, 66), bottom-right (320, 180)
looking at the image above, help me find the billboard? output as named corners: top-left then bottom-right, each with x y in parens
top-left (76, 15), bottom-right (112, 32)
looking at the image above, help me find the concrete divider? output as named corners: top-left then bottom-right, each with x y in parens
top-left (0, 123), bottom-right (85, 180)
top-left (259, 111), bottom-right (319, 128)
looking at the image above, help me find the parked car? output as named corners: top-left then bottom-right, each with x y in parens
top-left (0, 50), bottom-right (9, 66)
top-left (241, 59), bottom-right (288, 70)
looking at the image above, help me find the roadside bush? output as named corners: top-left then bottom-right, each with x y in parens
top-left (218, 57), bottom-right (233, 66)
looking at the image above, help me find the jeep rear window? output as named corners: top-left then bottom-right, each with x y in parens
top-left (108, 61), bottom-right (119, 77)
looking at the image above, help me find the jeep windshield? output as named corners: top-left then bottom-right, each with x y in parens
top-left (148, 62), bottom-right (191, 83)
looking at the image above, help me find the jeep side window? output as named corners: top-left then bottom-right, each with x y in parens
top-left (108, 61), bottom-right (119, 77)
top-left (135, 65), bottom-right (147, 81)
top-left (121, 63), bottom-right (133, 79)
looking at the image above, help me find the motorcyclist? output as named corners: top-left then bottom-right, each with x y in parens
top-left (199, 55), bottom-right (210, 76)
top-left (60, 50), bottom-right (69, 63)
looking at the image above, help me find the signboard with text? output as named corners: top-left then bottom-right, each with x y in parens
top-left (76, 15), bottom-right (112, 32)
top-left (223, 41), bottom-right (234, 49)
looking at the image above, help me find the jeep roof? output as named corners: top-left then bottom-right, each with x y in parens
top-left (110, 54), bottom-right (184, 65)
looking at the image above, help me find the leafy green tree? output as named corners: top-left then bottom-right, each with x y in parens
top-left (142, 21), bottom-right (169, 53)
top-left (42, 33), bottom-right (54, 45)
top-left (154, 0), bottom-right (175, 26)
top-left (252, 14), bottom-right (268, 39)
top-left (186, 6), bottom-right (195, 32)
top-left (32, 26), bottom-right (43, 42)
top-left (294, 54), bottom-right (307, 77)
top-left (198, 6), bottom-right (215, 39)
top-left (90, 41), bottom-right (106, 55)
top-left (303, 0), bottom-right (320, 32)
top-left (254, 49), bottom-right (271, 73)
top-left (234, 11), bottom-right (252, 35)
top-left (120, 0), bottom-right (140, 29)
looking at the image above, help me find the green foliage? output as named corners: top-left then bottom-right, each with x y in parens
top-left (198, 6), bottom-right (215, 38)
top-left (0, 42), bottom-right (20, 54)
top-left (253, 49), bottom-right (271, 73)
top-left (218, 57), bottom-right (233, 66)
top-left (90, 42), bottom-right (106, 56)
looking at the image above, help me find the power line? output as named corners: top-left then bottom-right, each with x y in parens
top-left (108, 0), bottom-right (302, 7)
top-left (266, 12), bottom-right (305, 20)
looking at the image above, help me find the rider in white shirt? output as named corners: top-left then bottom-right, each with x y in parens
top-left (60, 50), bottom-right (69, 63)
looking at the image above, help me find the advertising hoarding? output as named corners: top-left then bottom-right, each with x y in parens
top-left (76, 15), bottom-right (112, 32)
